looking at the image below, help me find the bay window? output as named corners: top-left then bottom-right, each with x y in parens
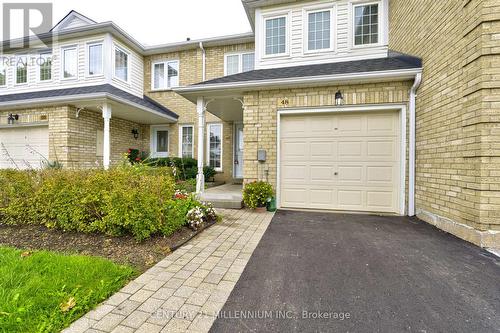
top-left (88, 43), bottom-right (103, 76)
top-left (152, 60), bottom-right (179, 90)
top-left (114, 47), bottom-right (129, 81)
top-left (38, 53), bottom-right (52, 81)
top-left (16, 56), bottom-right (27, 84)
top-left (207, 124), bottom-right (222, 171)
top-left (62, 46), bottom-right (77, 79)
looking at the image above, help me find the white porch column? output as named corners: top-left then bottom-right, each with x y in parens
top-left (102, 103), bottom-right (112, 170)
top-left (196, 97), bottom-right (206, 193)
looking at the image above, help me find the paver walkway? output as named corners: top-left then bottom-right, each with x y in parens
top-left (63, 209), bottom-right (274, 333)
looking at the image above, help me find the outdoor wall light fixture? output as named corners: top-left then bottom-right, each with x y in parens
top-left (335, 90), bottom-right (344, 106)
top-left (7, 114), bottom-right (19, 125)
top-left (131, 129), bottom-right (139, 140)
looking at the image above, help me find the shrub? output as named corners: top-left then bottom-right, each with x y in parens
top-left (0, 166), bottom-right (200, 241)
top-left (243, 181), bottom-right (274, 209)
top-left (203, 166), bottom-right (216, 181)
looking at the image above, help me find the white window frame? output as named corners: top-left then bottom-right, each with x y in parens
top-left (349, 0), bottom-right (385, 49)
top-left (224, 52), bottom-right (255, 76)
top-left (61, 45), bottom-right (78, 80)
top-left (86, 41), bottom-right (104, 77)
top-left (178, 124), bottom-right (194, 158)
top-left (15, 55), bottom-right (28, 85)
top-left (150, 125), bottom-right (170, 158)
top-left (37, 52), bottom-right (52, 82)
top-left (261, 11), bottom-right (290, 59)
top-left (150, 59), bottom-right (179, 91)
top-left (113, 45), bottom-right (130, 83)
top-left (206, 123), bottom-right (223, 172)
top-left (303, 5), bottom-right (335, 54)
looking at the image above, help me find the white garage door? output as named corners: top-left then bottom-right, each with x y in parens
top-left (0, 126), bottom-right (49, 169)
top-left (280, 111), bottom-right (401, 214)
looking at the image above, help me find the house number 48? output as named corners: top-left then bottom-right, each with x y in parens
top-left (280, 98), bottom-right (289, 107)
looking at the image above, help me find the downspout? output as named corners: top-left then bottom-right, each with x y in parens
top-left (199, 41), bottom-right (206, 81)
top-left (409, 72), bottom-right (422, 216)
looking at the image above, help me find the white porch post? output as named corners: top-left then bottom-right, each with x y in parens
top-left (102, 103), bottom-right (112, 170)
top-left (196, 97), bottom-right (206, 193)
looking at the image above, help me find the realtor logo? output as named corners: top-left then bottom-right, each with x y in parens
top-left (2, 3), bottom-right (53, 50)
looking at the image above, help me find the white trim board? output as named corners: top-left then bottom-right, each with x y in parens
top-left (276, 103), bottom-right (408, 216)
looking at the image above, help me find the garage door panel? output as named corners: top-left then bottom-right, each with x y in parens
top-left (0, 126), bottom-right (49, 170)
top-left (280, 111), bottom-right (401, 214)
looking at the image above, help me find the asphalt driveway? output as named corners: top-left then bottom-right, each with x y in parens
top-left (210, 210), bottom-right (500, 333)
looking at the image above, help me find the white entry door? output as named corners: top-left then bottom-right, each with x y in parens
top-left (234, 123), bottom-right (244, 178)
top-left (280, 111), bottom-right (401, 214)
top-left (0, 126), bottom-right (49, 169)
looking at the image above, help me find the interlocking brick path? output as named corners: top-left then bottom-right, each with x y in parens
top-left (63, 209), bottom-right (274, 333)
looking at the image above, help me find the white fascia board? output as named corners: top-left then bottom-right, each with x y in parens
top-left (0, 93), bottom-right (177, 122)
top-left (174, 68), bottom-right (423, 96)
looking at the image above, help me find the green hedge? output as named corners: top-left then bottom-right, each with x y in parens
top-left (0, 166), bottom-right (191, 241)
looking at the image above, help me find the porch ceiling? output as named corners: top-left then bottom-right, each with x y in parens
top-left (205, 97), bottom-right (244, 122)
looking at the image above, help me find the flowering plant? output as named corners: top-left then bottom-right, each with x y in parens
top-left (186, 207), bottom-right (204, 230)
top-left (174, 189), bottom-right (188, 200)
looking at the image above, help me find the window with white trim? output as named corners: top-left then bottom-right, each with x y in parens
top-left (179, 125), bottom-right (194, 158)
top-left (16, 56), bottom-right (27, 84)
top-left (225, 52), bottom-right (254, 76)
top-left (38, 53), bottom-right (52, 81)
top-left (62, 46), bottom-right (77, 79)
top-left (353, 3), bottom-right (379, 46)
top-left (0, 61), bottom-right (7, 86)
top-left (151, 126), bottom-right (169, 158)
top-left (207, 123), bottom-right (222, 171)
top-left (88, 43), bottom-right (103, 76)
top-left (114, 47), bottom-right (129, 81)
top-left (265, 16), bottom-right (287, 55)
top-left (152, 60), bottom-right (179, 90)
top-left (307, 10), bottom-right (332, 51)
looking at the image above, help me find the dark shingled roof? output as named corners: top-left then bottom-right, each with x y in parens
top-left (0, 84), bottom-right (178, 119)
top-left (194, 51), bottom-right (422, 86)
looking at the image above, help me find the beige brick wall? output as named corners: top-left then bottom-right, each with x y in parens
top-left (242, 81), bottom-right (412, 190)
top-left (143, 42), bottom-right (255, 183)
top-left (389, 0), bottom-right (500, 233)
top-left (0, 106), bottom-right (148, 168)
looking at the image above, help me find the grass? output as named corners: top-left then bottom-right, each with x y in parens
top-left (0, 246), bottom-right (135, 333)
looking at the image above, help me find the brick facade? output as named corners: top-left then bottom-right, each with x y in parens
top-left (143, 42), bottom-right (254, 183)
top-left (242, 81), bottom-right (413, 188)
top-left (389, 0), bottom-right (500, 244)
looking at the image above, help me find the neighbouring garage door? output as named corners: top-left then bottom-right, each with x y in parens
top-left (280, 111), bottom-right (401, 214)
top-left (0, 126), bottom-right (49, 169)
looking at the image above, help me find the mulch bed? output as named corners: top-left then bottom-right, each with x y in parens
top-left (0, 221), bottom-right (215, 273)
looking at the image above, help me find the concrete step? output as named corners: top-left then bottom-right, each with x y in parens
top-left (199, 193), bottom-right (243, 209)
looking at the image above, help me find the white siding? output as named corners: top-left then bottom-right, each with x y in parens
top-left (255, 0), bottom-right (389, 69)
top-left (0, 33), bottom-right (144, 98)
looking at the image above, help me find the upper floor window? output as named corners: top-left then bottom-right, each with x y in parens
top-left (152, 60), bottom-right (179, 90)
top-left (225, 52), bottom-right (254, 76)
top-left (0, 61), bottom-right (6, 86)
top-left (114, 47), bottom-right (129, 82)
top-left (353, 3), bottom-right (379, 46)
top-left (307, 9), bottom-right (332, 51)
top-left (265, 16), bottom-right (287, 55)
top-left (16, 56), bottom-right (27, 84)
top-left (88, 43), bottom-right (103, 76)
top-left (62, 46), bottom-right (77, 79)
top-left (38, 53), bottom-right (52, 81)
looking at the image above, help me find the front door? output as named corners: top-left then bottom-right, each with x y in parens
top-left (234, 123), bottom-right (244, 178)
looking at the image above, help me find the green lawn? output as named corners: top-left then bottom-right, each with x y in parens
top-left (0, 246), bottom-right (135, 333)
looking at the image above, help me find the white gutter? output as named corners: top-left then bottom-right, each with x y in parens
top-left (199, 42), bottom-right (206, 82)
top-left (174, 68), bottom-right (422, 94)
top-left (0, 93), bottom-right (178, 122)
top-left (408, 72), bottom-right (422, 216)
